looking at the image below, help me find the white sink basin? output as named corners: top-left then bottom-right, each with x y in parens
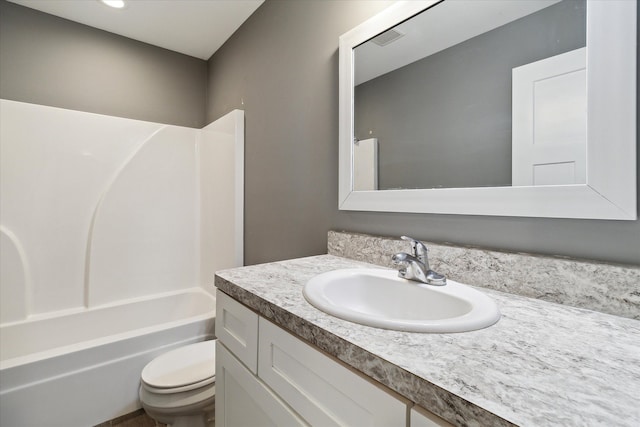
top-left (303, 268), bottom-right (500, 333)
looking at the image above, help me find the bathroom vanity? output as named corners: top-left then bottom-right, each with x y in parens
top-left (214, 254), bottom-right (640, 427)
top-left (215, 290), bottom-right (437, 426)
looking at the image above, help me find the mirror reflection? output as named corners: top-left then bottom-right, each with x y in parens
top-left (353, 0), bottom-right (586, 191)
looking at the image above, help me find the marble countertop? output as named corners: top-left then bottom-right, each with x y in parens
top-left (214, 255), bottom-right (640, 427)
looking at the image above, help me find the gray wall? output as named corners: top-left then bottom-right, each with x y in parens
top-left (206, 0), bottom-right (394, 265)
top-left (0, 0), bottom-right (206, 128)
top-left (207, 0), bottom-right (640, 266)
top-left (355, 0), bottom-right (585, 190)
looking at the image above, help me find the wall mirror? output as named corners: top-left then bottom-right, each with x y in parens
top-left (338, 0), bottom-right (636, 219)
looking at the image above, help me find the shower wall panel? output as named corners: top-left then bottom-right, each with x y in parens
top-left (0, 100), bottom-right (242, 321)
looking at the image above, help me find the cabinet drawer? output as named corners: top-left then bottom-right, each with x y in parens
top-left (258, 318), bottom-right (408, 427)
top-left (216, 342), bottom-right (308, 427)
top-left (215, 290), bottom-right (258, 373)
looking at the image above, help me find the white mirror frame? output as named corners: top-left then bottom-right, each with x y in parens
top-left (339, 0), bottom-right (637, 220)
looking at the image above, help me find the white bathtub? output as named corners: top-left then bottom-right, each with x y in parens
top-left (0, 288), bottom-right (216, 427)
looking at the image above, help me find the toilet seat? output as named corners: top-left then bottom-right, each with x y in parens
top-left (140, 380), bottom-right (216, 411)
top-left (141, 340), bottom-right (216, 394)
top-left (142, 375), bottom-right (216, 394)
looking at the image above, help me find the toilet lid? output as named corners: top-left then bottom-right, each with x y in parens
top-left (141, 340), bottom-right (216, 389)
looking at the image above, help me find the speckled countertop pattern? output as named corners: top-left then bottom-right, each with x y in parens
top-left (214, 255), bottom-right (640, 427)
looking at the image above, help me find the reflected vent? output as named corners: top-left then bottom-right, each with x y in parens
top-left (371, 29), bottom-right (404, 46)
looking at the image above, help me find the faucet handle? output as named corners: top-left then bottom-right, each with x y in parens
top-left (400, 236), bottom-right (428, 265)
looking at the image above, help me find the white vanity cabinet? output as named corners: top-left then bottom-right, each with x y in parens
top-left (215, 290), bottom-right (451, 427)
top-left (216, 343), bottom-right (308, 426)
top-left (257, 317), bottom-right (407, 426)
top-left (215, 291), bottom-right (305, 426)
top-left (215, 290), bottom-right (259, 373)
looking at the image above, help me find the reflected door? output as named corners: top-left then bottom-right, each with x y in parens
top-left (512, 47), bottom-right (586, 186)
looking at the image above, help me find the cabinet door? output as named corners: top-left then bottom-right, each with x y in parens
top-left (258, 318), bottom-right (408, 426)
top-left (410, 406), bottom-right (454, 427)
top-left (216, 290), bottom-right (259, 373)
top-left (216, 342), bottom-right (308, 427)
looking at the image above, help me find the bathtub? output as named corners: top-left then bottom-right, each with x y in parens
top-left (0, 287), bottom-right (216, 427)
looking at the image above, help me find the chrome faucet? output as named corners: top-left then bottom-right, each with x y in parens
top-left (391, 236), bottom-right (446, 286)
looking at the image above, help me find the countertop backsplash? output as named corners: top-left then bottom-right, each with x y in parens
top-left (328, 231), bottom-right (640, 320)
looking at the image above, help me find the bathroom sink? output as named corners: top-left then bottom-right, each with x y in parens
top-left (303, 268), bottom-right (500, 333)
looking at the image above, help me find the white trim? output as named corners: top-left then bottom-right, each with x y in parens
top-left (232, 110), bottom-right (245, 267)
top-left (339, 0), bottom-right (636, 220)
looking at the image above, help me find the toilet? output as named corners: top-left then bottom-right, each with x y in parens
top-left (139, 340), bottom-right (216, 427)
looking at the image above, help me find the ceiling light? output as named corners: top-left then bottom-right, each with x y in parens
top-left (101, 0), bottom-right (125, 8)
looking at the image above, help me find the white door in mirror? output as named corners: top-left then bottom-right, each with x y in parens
top-left (512, 47), bottom-right (587, 186)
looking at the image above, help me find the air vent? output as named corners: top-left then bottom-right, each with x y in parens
top-left (371, 29), bottom-right (404, 47)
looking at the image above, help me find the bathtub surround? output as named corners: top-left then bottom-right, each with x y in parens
top-left (215, 256), bottom-right (640, 427)
top-left (2, 100), bottom-right (178, 317)
top-left (0, 100), bottom-right (243, 319)
top-left (0, 100), bottom-right (243, 425)
top-left (328, 231), bottom-right (640, 320)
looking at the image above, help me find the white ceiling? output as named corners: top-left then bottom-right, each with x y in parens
top-left (7, 0), bottom-right (264, 60)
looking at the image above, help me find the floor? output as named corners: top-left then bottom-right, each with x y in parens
top-left (94, 409), bottom-right (167, 427)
